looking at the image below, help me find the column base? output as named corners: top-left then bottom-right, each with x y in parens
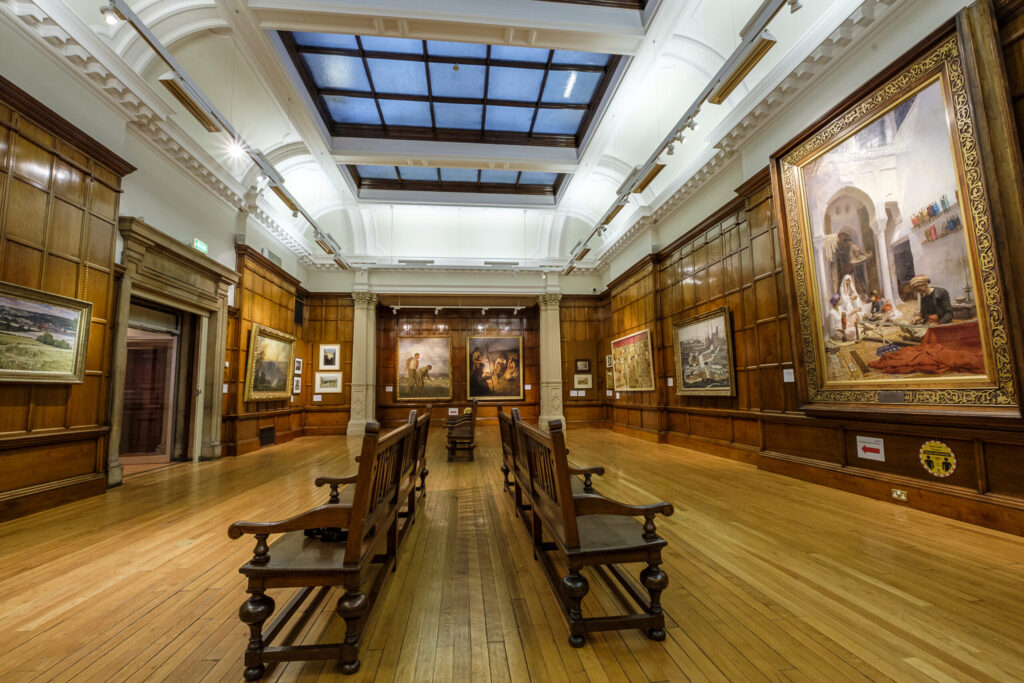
top-left (107, 464), bottom-right (123, 488)
top-left (537, 414), bottom-right (567, 432)
top-left (346, 420), bottom-right (367, 437)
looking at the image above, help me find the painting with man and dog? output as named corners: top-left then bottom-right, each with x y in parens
top-left (397, 336), bottom-right (452, 401)
top-left (467, 336), bottom-right (523, 401)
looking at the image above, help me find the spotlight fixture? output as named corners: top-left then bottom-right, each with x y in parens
top-left (789, 0), bottom-right (802, 11)
top-left (665, 144), bottom-right (675, 156)
top-left (708, 29), bottom-right (777, 105)
top-left (100, 4), bottom-right (121, 25)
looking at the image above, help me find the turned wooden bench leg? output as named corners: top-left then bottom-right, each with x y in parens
top-left (239, 586), bottom-right (275, 681)
top-left (641, 559), bottom-right (669, 641)
top-left (500, 464), bottom-right (511, 492)
top-left (562, 568), bottom-right (589, 647)
top-left (417, 467), bottom-right (429, 496)
top-left (337, 589), bottom-right (368, 674)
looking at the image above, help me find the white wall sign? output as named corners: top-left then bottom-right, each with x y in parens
top-left (448, 407), bottom-right (458, 416)
top-left (667, 377), bottom-right (674, 387)
top-left (525, 384), bottom-right (532, 390)
top-left (783, 368), bottom-right (795, 383)
top-left (222, 383), bottom-right (228, 394)
top-left (615, 392), bottom-right (620, 399)
top-left (856, 435), bottom-right (885, 462)
top-left (313, 394), bottom-right (322, 402)
top-left (606, 390), bottom-right (613, 397)
top-left (385, 385), bottom-right (393, 392)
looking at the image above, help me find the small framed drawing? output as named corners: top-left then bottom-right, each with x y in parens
top-left (294, 358), bottom-right (302, 375)
top-left (292, 376), bottom-right (301, 394)
top-left (606, 370), bottom-right (613, 387)
top-left (319, 343), bottom-right (340, 370)
top-left (0, 281), bottom-right (92, 384)
top-left (605, 354), bottom-right (613, 368)
top-left (574, 374), bottom-right (593, 390)
top-left (575, 358), bottom-right (591, 373)
top-left (315, 371), bottom-right (343, 393)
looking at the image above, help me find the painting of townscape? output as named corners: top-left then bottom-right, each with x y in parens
top-left (611, 329), bottom-right (655, 392)
top-left (244, 324), bottom-right (295, 401)
top-left (397, 336), bottom-right (451, 401)
top-left (0, 283), bottom-right (91, 383)
top-left (467, 336), bottom-right (523, 400)
top-left (673, 308), bottom-right (735, 396)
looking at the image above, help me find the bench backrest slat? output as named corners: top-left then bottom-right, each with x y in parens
top-left (346, 416), bottom-right (416, 563)
top-left (515, 417), bottom-right (580, 549)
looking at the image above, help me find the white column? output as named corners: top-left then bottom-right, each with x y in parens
top-left (537, 292), bottom-right (566, 431)
top-left (347, 291), bottom-right (378, 436)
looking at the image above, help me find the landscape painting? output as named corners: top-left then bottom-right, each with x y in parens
top-left (673, 308), bottom-right (735, 396)
top-left (775, 34), bottom-right (1015, 409)
top-left (0, 282), bottom-right (91, 383)
top-left (243, 324), bottom-right (295, 401)
top-left (611, 329), bottom-right (655, 392)
top-left (397, 336), bottom-right (451, 401)
top-left (468, 336), bottom-right (523, 401)
top-left (315, 372), bottom-right (342, 394)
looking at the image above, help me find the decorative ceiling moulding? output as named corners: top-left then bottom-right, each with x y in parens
top-left (585, 0), bottom-right (900, 274)
top-left (0, 0), bottom-right (329, 269)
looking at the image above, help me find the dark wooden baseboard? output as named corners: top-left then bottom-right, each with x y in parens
top-left (0, 474), bottom-right (107, 523)
top-left (611, 423), bottom-right (665, 443)
top-left (665, 432), bottom-right (759, 465)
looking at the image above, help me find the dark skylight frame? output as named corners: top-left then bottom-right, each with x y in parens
top-left (281, 32), bottom-right (621, 148)
top-left (347, 165), bottom-right (567, 197)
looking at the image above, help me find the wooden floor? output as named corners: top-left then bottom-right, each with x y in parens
top-left (1, 426), bottom-right (1023, 682)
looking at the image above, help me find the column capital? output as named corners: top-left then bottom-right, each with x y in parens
top-left (537, 293), bottom-right (562, 308)
top-left (352, 291), bottom-right (378, 306)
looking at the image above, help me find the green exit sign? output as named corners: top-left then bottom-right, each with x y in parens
top-left (191, 238), bottom-right (208, 254)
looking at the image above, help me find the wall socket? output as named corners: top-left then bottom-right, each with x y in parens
top-left (891, 488), bottom-right (908, 502)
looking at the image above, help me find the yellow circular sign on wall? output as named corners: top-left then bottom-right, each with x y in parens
top-left (919, 440), bottom-right (957, 478)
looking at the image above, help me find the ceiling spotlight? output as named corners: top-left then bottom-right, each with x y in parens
top-left (435, 307), bottom-right (441, 315)
top-left (452, 63), bottom-right (460, 72)
top-left (100, 4), bottom-right (120, 25)
top-left (666, 144), bottom-right (675, 156)
top-left (789, 0), bottom-right (802, 11)
top-left (227, 138), bottom-right (246, 160)
top-left (481, 308), bottom-right (488, 314)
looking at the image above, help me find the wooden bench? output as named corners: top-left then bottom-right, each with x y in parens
top-left (514, 418), bottom-right (674, 647)
top-left (497, 406), bottom-right (604, 529)
top-left (227, 416), bottom-right (419, 679)
top-left (444, 399), bottom-right (478, 461)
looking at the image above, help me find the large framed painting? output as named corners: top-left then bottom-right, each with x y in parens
top-left (673, 307), bottom-right (736, 397)
top-left (773, 29), bottom-right (1016, 411)
top-left (397, 336), bottom-right (452, 401)
top-left (243, 324), bottom-right (296, 402)
top-left (611, 329), bottom-right (655, 392)
top-left (467, 336), bottom-right (523, 401)
top-left (0, 282), bottom-right (91, 384)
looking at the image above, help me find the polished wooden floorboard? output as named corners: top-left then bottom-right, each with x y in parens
top-left (1, 426), bottom-right (1022, 682)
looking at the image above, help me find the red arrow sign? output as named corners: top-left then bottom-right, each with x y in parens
top-left (861, 446), bottom-right (881, 455)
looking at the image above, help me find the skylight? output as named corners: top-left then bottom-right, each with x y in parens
top-left (348, 165), bottom-right (565, 197)
top-left (282, 32), bottom-right (620, 147)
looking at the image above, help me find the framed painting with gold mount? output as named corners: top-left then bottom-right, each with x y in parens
top-left (243, 324), bottom-right (296, 402)
top-left (771, 21), bottom-right (1017, 415)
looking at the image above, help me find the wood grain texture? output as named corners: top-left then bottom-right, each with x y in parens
top-left (0, 427), bottom-right (1022, 681)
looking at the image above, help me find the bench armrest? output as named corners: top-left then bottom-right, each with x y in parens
top-left (314, 474), bottom-right (358, 503)
top-left (227, 504), bottom-right (353, 565)
top-left (567, 464), bottom-right (605, 492)
top-left (573, 493), bottom-right (674, 540)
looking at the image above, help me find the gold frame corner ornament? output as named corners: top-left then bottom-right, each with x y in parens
top-left (775, 31), bottom-right (1016, 410)
top-left (243, 323), bottom-right (296, 402)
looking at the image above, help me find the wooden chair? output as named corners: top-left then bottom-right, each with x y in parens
top-left (444, 400), bottom-right (477, 461)
top-left (514, 418), bottom-right (673, 647)
top-left (227, 417), bottom-right (417, 679)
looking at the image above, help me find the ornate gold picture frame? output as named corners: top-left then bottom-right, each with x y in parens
top-left (243, 324), bottom-right (296, 402)
top-left (0, 281), bottom-right (91, 384)
top-left (773, 30), bottom-right (1015, 411)
top-left (397, 335), bottom-right (452, 401)
top-left (467, 336), bottom-right (524, 401)
top-left (673, 307), bottom-right (736, 397)
top-left (611, 329), bottom-right (655, 392)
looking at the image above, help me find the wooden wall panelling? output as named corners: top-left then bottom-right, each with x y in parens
top-left (560, 295), bottom-right (608, 427)
top-left (0, 76), bottom-right (134, 522)
top-left (376, 306), bottom-right (540, 427)
top-left (302, 292), bottom-right (353, 436)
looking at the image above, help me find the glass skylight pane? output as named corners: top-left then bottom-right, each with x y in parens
top-left (440, 168), bottom-right (479, 182)
top-left (428, 62), bottom-right (485, 98)
top-left (551, 50), bottom-right (609, 66)
top-left (532, 108), bottom-right (585, 135)
top-left (293, 33), bottom-right (359, 50)
top-left (542, 70), bottom-right (601, 104)
top-left (491, 46), bottom-right (550, 63)
top-left (355, 165), bottom-right (398, 179)
top-left (398, 167), bottom-right (439, 181)
top-left (367, 59), bottom-right (428, 96)
top-left (434, 103), bottom-right (482, 130)
top-left (488, 67), bottom-right (544, 102)
top-left (324, 96), bottom-right (381, 125)
top-left (302, 54), bottom-right (370, 91)
top-left (379, 99), bottom-right (432, 127)
top-left (484, 105), bottom-right (534, 132)
top-left (519, 171), bottom-right (558, 185)
top-left (426, 40), bottom-right (488, 59)
top-left (359, 36), bottom-right (423, 54)
top-left (480, 170), bottom-right (519, 184)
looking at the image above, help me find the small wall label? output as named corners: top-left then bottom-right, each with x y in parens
top-left (385, 385), bottom-right (393, 392)
top-left (313, 394), bottom-right (322, 402)
top-left (783, 368), bottom-right (795, 383)
top-left (667, 377), bottom-right (674, 387)
top-left (920, 440), bottom-right (956, 477)
top-left (856, 435), bottom-right (885, 462)
top-left (448, 407), bottom-right (458, 416)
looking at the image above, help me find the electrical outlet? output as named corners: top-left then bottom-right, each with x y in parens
top-left (891, 488), bottom-right (908, 502)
